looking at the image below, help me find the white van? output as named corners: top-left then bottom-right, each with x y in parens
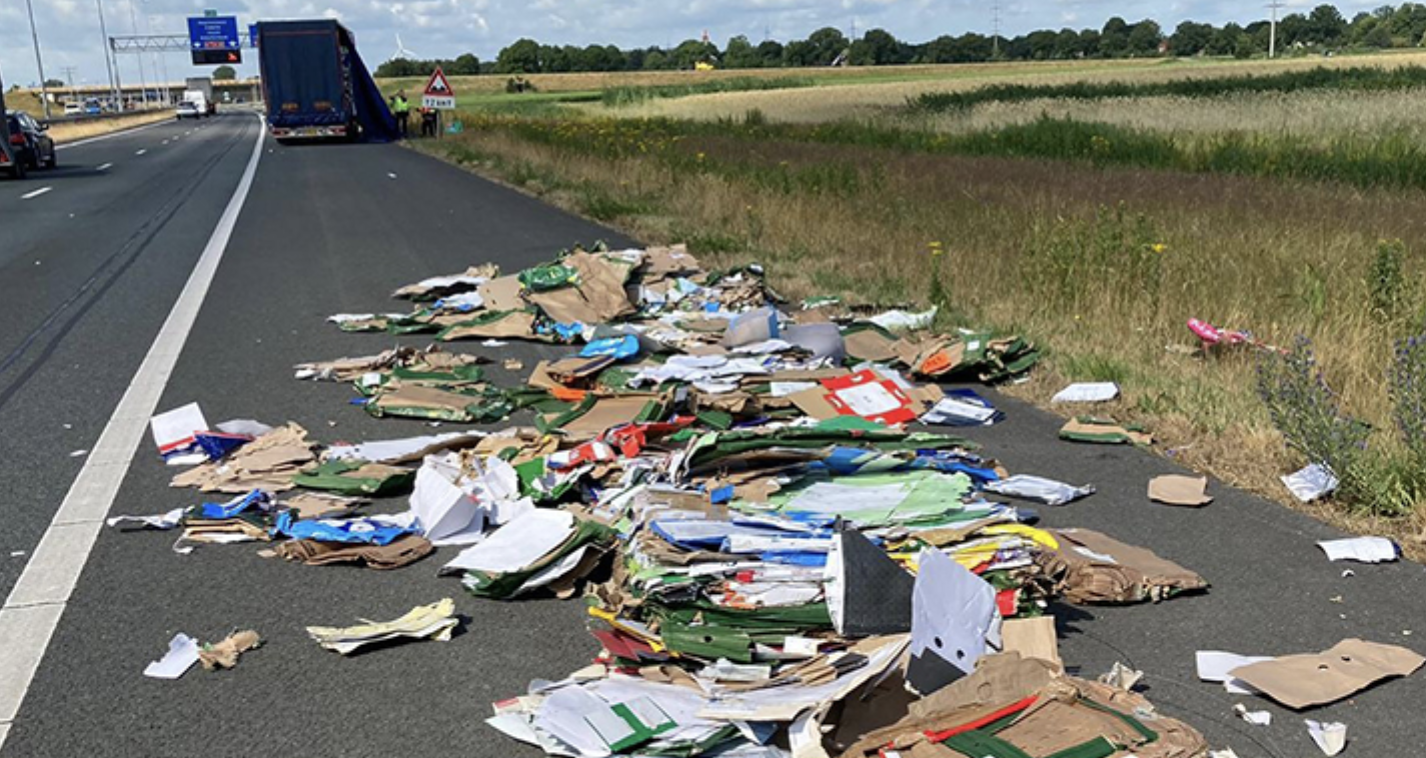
top-left (181, 90), bottom-right (213, 117)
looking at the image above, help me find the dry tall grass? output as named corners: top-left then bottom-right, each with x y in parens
top-left (916, 88), bottom-right (1426, 138)
top-left (46, 110), bottom-right (173, 144)
top-left (415, 121), bottom-right (1426, 549)
top-left (592, 50), bottom-right (1426, 123)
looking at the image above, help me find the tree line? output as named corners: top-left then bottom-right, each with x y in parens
top-left (373, 3), bottom-right (1426, 78)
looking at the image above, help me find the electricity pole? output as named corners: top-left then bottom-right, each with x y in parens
top-left (24, 0), bottom-right (52, 119)
top-left (147, 10), bottom-right (170, 105)
top-left (992, 1), bottom-right (1002, 58)
top-left (143, 1), bottom-right (169, 106)
top-left (1268, 1), bottom-right (1284, 59)
top-left (96, 0), bottom-right (119, 109)
top-left (61, 65), bottom-right (77, 102)
top-left (127, 0), bottom-right (147, 108)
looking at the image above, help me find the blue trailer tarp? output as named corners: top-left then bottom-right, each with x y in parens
top-left (257, 19), bottom-right (397, 143)
top-left (347, 42), bottom-right (399, 142)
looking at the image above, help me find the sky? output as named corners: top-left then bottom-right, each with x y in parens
top-left (0, 1), bottom-right (1389, 90)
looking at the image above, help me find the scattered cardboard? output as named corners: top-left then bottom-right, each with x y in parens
top-left (197, 630), bottom-right (261, 670)
top-left (1229, 639), bottom-right (1424, 710)
top-left (842, 329), bottom-right (899, 363)
top-left (1059, 417), bottom-right (1152, 446)
top-left (558, 396), bottom-right (655, 438)
top-left (1149, 475), bottom-right (1213, 507)
top-left (526, 252), bottom-right (636, 325)
top-left (1001, 616), bottom-right (1062, 671)
top-left (1043, 528), bottom-right (1208, 604)
top-left (476, 275), bottom-right (526, 312)
top-left (170, 423), bottom-right (315, 493)
top-left (439, 310), bottom-right (537, 341)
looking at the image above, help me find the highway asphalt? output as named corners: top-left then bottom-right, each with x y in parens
top-left (2, 116), bottom-right (1424, 758)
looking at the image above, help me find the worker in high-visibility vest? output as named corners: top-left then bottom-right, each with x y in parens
top-left (391, 92), bottom-right (411, 138)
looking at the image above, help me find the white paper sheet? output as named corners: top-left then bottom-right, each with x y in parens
top-left (443, 509), bottom-right (574, 574)
top-left (327, 432), bottom-right (484, 463)
top-left (1233, 703), bottom-right (1271, 726)
top-left (1306, 720), bottom-right (1347, 756)
top-left (514, 546), bottom-right (590, 596)
top-left (983, 475), bottom-right (1094, 506)
top-left (411, 456), bottom-right (486, 543)
top-left (909, 549), bottom-right (1000, 681)
top-left (832, 382), bottom-right (902, 417)
top-left (412, 453), bottom-right (525, 545)
top-left (770, 381), bottom-right (818, 398)
top-left (723, 534), bottom-right (831, 555)
top-left (922, 396), bottom-right (998, 425)
top-left (215, 419), bottom-right (274, 437)
top-left (143, 633), bottom-right (199, 679)
top-left (1317, 536), bottom-right (1397, 563)
top-left (1051, 382), bottom-right (1120, 403)
top-left (699, 636), bottom-right (908, 721)
top-left (436, 291), bottom-right (485, 311)
top-left (1195, 650), bottom-right (1269, 694)
top-left (1282, 463), bottom-right (1339, 502)
top-left (868, 306), bottom-right (936, 331)
top-left (150, 402), bottom-right (208, 454)
top-left (107, 507), bottom-right (186, 530)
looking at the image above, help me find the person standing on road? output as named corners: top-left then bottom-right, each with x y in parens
top-left (392, 92), bottom-right (411, 138)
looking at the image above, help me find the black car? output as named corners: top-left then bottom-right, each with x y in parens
top-left (5, 112), bottom-right (57, 177)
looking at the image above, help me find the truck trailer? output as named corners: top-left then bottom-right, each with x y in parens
top-left (255, 20), bottom-right (397, 142)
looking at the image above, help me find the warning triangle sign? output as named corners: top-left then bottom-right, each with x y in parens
top-left (423, 67), bottom-right (453, 97)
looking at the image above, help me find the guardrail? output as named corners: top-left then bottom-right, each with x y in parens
top-left (43, 108), bottom-right (175, 125)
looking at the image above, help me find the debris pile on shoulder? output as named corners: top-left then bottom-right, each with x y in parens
top-left (128, 241), bottom-right (1426, 757)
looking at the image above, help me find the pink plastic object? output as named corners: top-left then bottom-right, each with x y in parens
top-left (1188, 318), bottom-right (1222, 344)
top-left (1189, 318), bottom-right (1253, 346)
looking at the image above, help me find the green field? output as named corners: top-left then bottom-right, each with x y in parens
top-left (390, 50), bottom-right (1426, 544)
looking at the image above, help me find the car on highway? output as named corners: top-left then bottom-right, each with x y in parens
top-left (175, 100), bottom-right (203, 120)
top-left (84, 99), bottom-right (102, 115)
top-left (63, 102), bottom-right (83, 116)
top-left (5, 112), bottom-right (56, 177)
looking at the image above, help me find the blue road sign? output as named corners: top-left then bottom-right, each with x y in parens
top-left (248, 23), bottom-right (258, 47)
top-left (188, 16), bottom-right (239, 51)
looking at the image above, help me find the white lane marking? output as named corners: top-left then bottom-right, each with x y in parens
top-left (134, 149), bottom-right (147, 156)
top-left (20, 187), bottom-right (52, 200)
top-left (55, 119), bottom-right (167, 151)
top-left (0, 115), bottom-right (264, 746)
top-left (95, 163), bottom-right (112, 172)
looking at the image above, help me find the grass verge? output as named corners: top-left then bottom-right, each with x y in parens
top-left (407, 111), bottom-right (1426, 554)
top-left (48, 110), bottom-right (173, 144)
top-left (602, 77), bottom-right (817, 107)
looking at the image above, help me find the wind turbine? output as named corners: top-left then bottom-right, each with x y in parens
top-left (391, 33), bottom-right (418, 61)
